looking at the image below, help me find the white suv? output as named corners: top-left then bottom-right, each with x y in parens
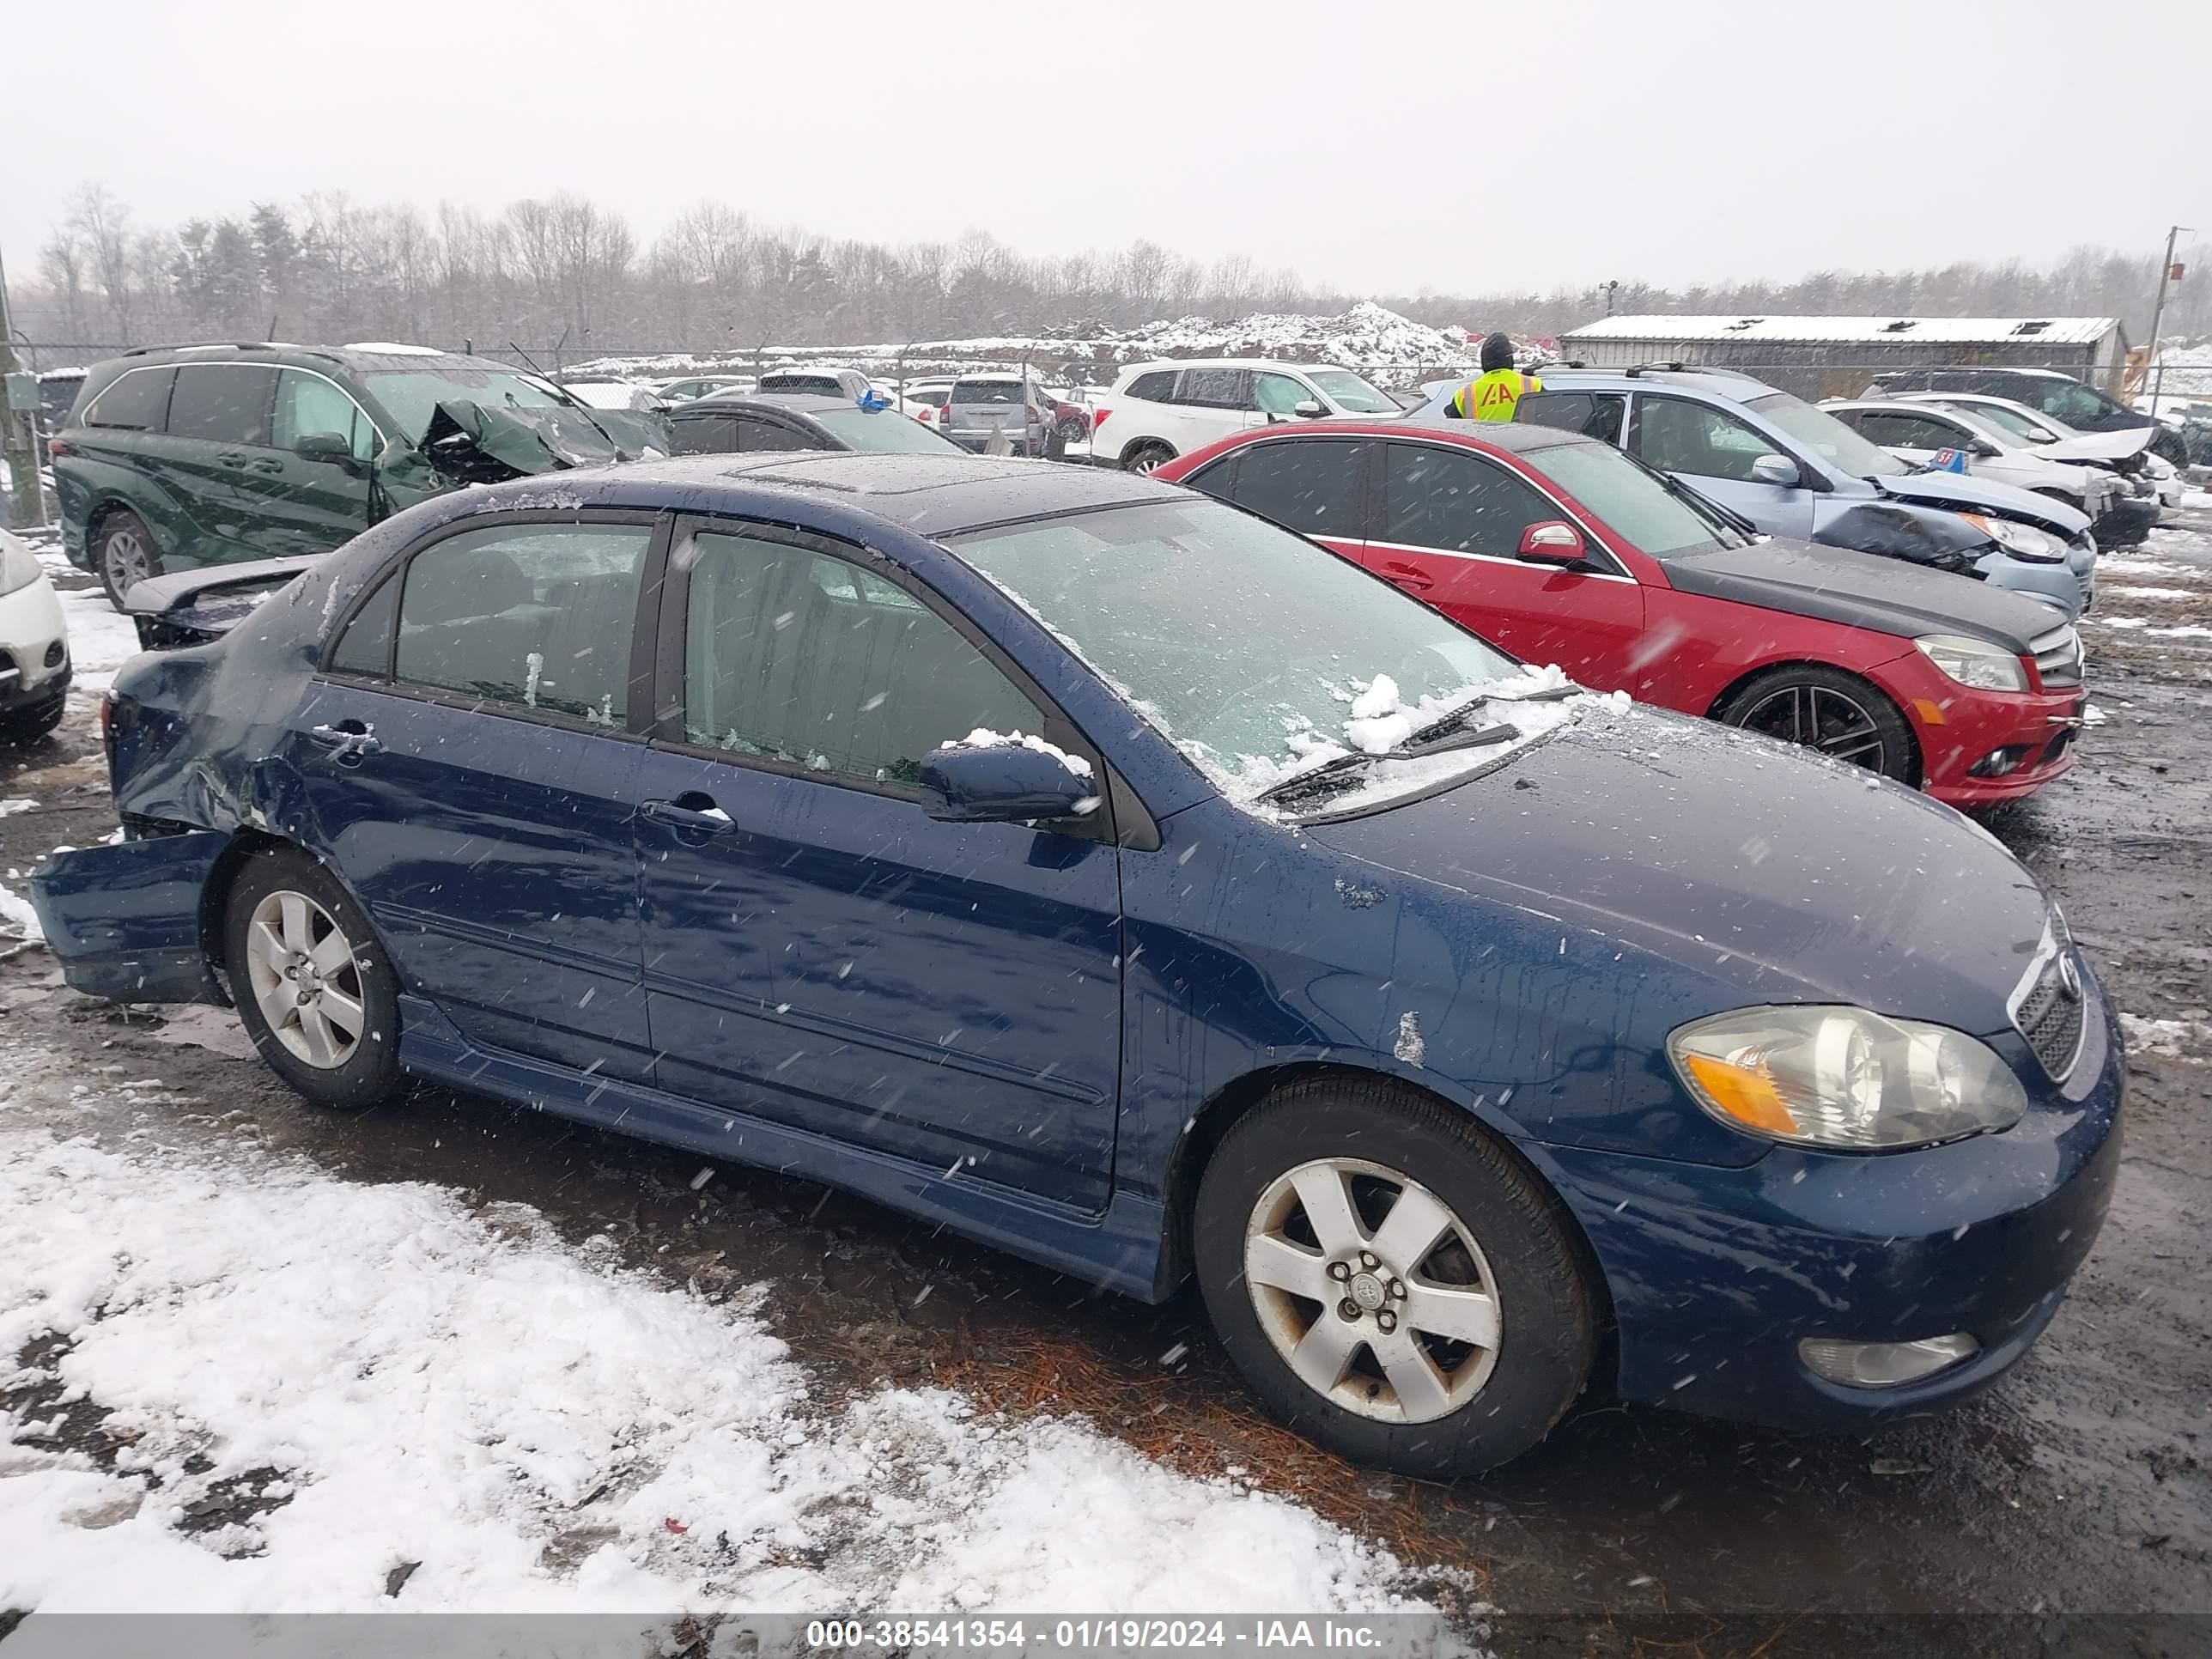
top-left (1091, 359), bottom-right (1401, 472)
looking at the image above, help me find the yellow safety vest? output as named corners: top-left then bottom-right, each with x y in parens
top-left (1453, 368), bottom-right (1541, 422)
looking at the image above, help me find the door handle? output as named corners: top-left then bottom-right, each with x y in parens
top-left (1381, 562), bottom-right (1435, 592)
top-left (642, 794), bottom-right (738, 836)
top-left (308, 720), bottom-right (384, 765)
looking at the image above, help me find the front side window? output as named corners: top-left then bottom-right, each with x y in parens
top-left (1304, 368), bottom-right (1398, 415)
top-left (1741, 392), bottom-right (1906, 478)
top-left (84, 367), bottom-right (175, 430)
top-left (273, 369), bottom-right (378, 459)
top-left (2035, 380), bottom-right (2110, 423)
top-left (166, 364), bottom-right (276, 445)
top-left (950, 498), bottom-right (1522, 805)
top-left (668, 413), bottom-right (739, 455)
top-left (1633, 397), bottom-right (1785, 483)
top-left (389, 522), bottom-right (651, 724)
top-left (1177, 368), bottom-right (1255, 410)
top-left (1853, 410), bottom-right (1969, 451)
top-left (682, 531), bottom-right (1037, 787)
top-left (1518, 440), bottom-right (1735, 559)
top-left (1381, 442), bottom-right (1554, 556)
top-left (1224, 438), bottom-right (1365, 537)
top-left (735, 418), bottom-right (812, 453)
top-left (1254, 373), bottom-right (1313, 416)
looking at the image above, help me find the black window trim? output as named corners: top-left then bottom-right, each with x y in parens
top-left (1372, 436), bottom-right (1634, 580)
top-left (313, 506), bottom-right (673, 743)
top-left (651, 512), bottom-right (1143, 848)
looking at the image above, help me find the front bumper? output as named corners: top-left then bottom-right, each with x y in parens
top-left (2095, 496), bottom-right (2162, 544)
top-left (1544, 961), bottom-right (2124, 1432)
top-left (0, 577), bottom-right (71, 715)
top-left (1869, 646), bottom-right (2082, 807)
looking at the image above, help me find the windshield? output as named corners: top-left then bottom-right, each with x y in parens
top-left (810, 407), bottom-right (963, 453)
top-left (1306, 369), bottom-right (1399, 414)
top-left (364, 366), bottom-right (574, 442)
top-left (949, 498), bottom-right (1540, 809)
top-left (1940, 400), bottom-right (2041, 443)
top-left (1745, 392), bottom-right (1908, 478)
top-left (1520, 440), bottom-right (1739, 557)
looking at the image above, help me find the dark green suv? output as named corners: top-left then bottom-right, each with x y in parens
top-left (53, 343), bottom-right (669, 605)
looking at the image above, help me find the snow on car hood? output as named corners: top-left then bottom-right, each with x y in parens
top-left (1875, 468), bottom-right (2089, 537)
top-left (2031, 427), bottom-right (2155, 465)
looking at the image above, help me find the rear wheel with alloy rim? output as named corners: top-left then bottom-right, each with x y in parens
top-left (225, 848), bottom-right (400, 1110)
top-left (1713, 664), bottom-right (1917, 785)
top-left (1122, 441), bottom-right (1175, 474)
top-left (1194, 1077), bottom-right (1596, 1475)
top-left (95, 511), bottom-right (164, 609)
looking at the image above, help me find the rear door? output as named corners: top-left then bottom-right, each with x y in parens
top-left (297, 513), bottom-right (663, 1079)
top-left (1365, 440), bottom-right (1644, 678)
top-left (1169, 368), bottom-right (1261, 456)
top-left (156, 362), bottom-right (282, 563)
top-left (631, 520), bottom-right (1123, 1209)
top-left (1627, 393), bottom-right (1818, 537)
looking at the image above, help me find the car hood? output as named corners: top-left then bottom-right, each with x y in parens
top-left (418, 399), bottom-right (671, 483)
top-left (1874, 469), bottom-right (2089, 536)
top-left (1660, 537), bottom-right (2068, 652)
top-left (1306, 705), bottom-right (2051, 1030)
top-left (2033, 428), bottom-right (2154, 465)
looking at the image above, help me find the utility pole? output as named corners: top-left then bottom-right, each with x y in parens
top-left (2143, 224), bottom-right (2191, 414)
top-left (1601, 279), bottom-right (1621, 317)
top-left (0, 241), bottom-right (47, 531)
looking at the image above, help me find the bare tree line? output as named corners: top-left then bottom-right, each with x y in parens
top-left (14, 183), bottom-right (2209, 368)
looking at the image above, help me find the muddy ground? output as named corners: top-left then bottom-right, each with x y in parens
top-left (3, 513), bottom-right (2208, 1640)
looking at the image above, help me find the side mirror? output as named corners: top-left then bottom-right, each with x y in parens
top-left (918, 742), bottom-right (1099, 825)
top-left (294, 431), bottom-right (357, 467)
top-left (1292, 399), bottom-right (1327, 420)
top-left (2025, 429), bottom-right (2057, 444)
top-left (1749, 453), bottom-right (1802, 488)
top-left (1516, 520), bottom-right (1588, 567)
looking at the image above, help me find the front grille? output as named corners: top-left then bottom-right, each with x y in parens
top-left (2031, 625), bottom-right (2082, 689)
top-left (2013, 951), bottom-right (2086, 1081)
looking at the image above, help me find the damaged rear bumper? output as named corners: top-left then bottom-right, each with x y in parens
top-left (27, 830), bottom-right (231, 1004)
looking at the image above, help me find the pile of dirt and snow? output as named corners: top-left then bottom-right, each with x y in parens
top-left (0, 1102), bottom-right (1420, 1616)
top-left (565, 303), bottom-right (1482, 387)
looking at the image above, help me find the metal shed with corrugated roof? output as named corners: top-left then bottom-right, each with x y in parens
top-left (1555, 315), bottom-right (2127, 399)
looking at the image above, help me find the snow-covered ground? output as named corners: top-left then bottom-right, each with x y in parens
top-left (0, 1070), bottom-right (1420, 1617)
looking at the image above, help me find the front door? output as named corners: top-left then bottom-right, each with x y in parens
top-left (634, 522), bottom-right (1123, 1209)
top-left (1629, 393), bottom-right (1819, 538)
top-left (296, 514), bottom-right (662, 1079)
top-left (237, 368), bottom-right (380, 556)
top-left (1359, 441), bottom-right (1645, 680)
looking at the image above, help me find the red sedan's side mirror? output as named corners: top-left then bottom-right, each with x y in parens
top-left (1517, 520), bottom-right (1587, 567)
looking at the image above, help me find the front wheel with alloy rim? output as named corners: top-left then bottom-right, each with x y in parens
top-left (1121, 441), bottom-right (1176, 475)
top-left (1711, 663), bottom-right (1917, 785)
top-left (1194, 1078), bottom-right (1596, 1476)
top-left (95, 511), bottom-right (165, 609)
top-left (224, 848), bottom-right (401, 1111)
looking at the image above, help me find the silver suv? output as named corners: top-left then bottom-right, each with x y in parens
top-left (942, 372), bottom-right (1051, 457)
top-left (1418, 366), bottom-right (2098, 617)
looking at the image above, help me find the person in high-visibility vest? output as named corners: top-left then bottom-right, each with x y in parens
top-left (1448, 332), bottom-right (1540, 421)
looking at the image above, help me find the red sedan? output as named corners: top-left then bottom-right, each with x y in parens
top-left (1155, 422), bottom-right (2085, 807)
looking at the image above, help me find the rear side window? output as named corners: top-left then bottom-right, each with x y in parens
top-left (1124, 371), bottom-right (1177, 402)
top-left (1230, 439), bottom-right (1366, 538)
top-left (392, 522), bottom-right (653, 724)
top-left (1382, 443), bottom-right (1554, 556)
top-left (1176, 368), bottom-right (1255, 410)
top-left (167, 365), bottom-right (276, 445)
top-left (1517, 391), bottom-right (1624, 446)
top-left (669, 414), bottom-right (739, 455)
top-left (953, 380), bottom-right (1025, 404)
top-left (83, 367), bottom-right (175, 430)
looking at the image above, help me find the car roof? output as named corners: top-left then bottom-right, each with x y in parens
top-left (473, 451), bottom-right (1179, 539)
top-left (1537, 365), bottom-right (1778, 400)
top-left (93, 342), bottom-right (532, 379)
top-left (1880, 365), bottom-right (2070, 384)
top-left (678, 391), bottom-right (858, 416)
top-left (1206, 416), bottom-right (1592, 459)
top-left (1121, 358), bottom-right (1329, 374)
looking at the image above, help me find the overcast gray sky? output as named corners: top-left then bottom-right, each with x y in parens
top-left (11, 0), bottom-right (2209, 296)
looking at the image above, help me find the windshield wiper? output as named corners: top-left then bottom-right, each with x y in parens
top-left (1253, 721), bottom-right (1522, 806)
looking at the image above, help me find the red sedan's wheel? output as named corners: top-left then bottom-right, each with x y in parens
top-left (1714, 665), bottom-right (1917, 786)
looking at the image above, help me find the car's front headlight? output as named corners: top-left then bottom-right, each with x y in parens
top-left (1959, 513), bottom-right (2067, 562)
top-left (0, 530), bottom-right (43, 599)
top-left (1914, 633), bottom-right (2029, 692)
top-left (1669, 1006), bottom-right (2028, 1151)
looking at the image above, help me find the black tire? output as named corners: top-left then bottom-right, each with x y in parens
top-left (224, 847), bottom-right (402, 1111)
top-left (95, 510), bottom-right (164, 610)
top-left (1121, 441), bottom-right (1176, 475)
top-left (1712, 662), bottom-right (1917, 786)
top-left (1194, 1077), bottom-right (1597, 1477)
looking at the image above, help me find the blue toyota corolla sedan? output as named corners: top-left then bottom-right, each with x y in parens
top-left (31, 453), bottom-right (2123, 1476)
